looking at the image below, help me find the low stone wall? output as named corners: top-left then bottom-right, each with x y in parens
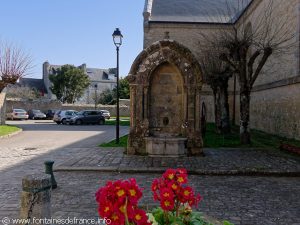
top-left (6, 99), bottom-right (130, 117)
top-left (119, 99), bottom-right (130, 107)
top-left (6, 99), bottom-right (62, 113)
top-left (0, 89), bottom-right (7, 125)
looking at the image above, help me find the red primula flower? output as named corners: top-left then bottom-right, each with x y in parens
top-left (126, 178), bottom-right (143, 205)
top-left (98, 200), bottom-right (113, 218)
top-left (189, 194), bottom-right (202, 207)
top-left (96, 179), bottom-right (148, 225)
top-left (132, 209), bottom-right (150, 225)
top-left (176, 173), bottom-right (187, 184)
top-left (110, 212), bottom-right (125, 225)
top-left (177, 168), bottom-right (187, 174)
top-left (160, 198), bottom-right (175, 211)
top-left (168, 181), bottom-right (179, 192)
top-left (160, 187), bottom-right (174, 200)
top-left (151, 179), bottom-right (159, 192)
top-left (163, 169), bottom-right (176, 180)
top-left (152, 168), bottom-right (202, 213)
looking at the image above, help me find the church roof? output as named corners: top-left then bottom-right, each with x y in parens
top-left (147, 0), bottom-right (252, 24)
top-left (86, 68), bottom-right (115, 82)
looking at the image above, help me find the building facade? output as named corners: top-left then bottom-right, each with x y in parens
top-left (142, 0), bottom-right (300, 140)
top-left (43, 61), bottom-right (117, 103)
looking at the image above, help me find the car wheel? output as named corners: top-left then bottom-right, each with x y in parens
top-left (62, 119), bottom-right (67, 125)
top-left (75, 120), bottom-right (82, 125)
top-left (98, 119), bottom-right (105, 125)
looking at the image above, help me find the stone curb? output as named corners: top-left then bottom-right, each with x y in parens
top-left (0, 128), bottom-right (22, 139)
top-left (54, 166), bottom-right (300, 177)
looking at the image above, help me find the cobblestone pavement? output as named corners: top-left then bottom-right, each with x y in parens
top-left (1, 172), bottom-right (300, 225)
top-left (56, 147), bottom-right (300, 175)
top-left (0, 123), bottom-right (128, 224)
top-left (1, 122), bottom-right (300, 225)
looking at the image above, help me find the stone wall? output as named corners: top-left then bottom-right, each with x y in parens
top-left (6, 99), bottom-right (130, 117)
top-left (0, 89), bottom-right (7, 125)
top-left (6, 99), bottom-right (62, 114)
top-left (233, 83), bottom-right (300, 140)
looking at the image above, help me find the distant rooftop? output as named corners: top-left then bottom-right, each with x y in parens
top-left (146, 0), bottom-right (252, 24)
top-left (19, 78), bottom-right (48, 93)
top-left (47, 62), bottom-right (116, 82)
top-left (85, 68), bottom-right (115, 82)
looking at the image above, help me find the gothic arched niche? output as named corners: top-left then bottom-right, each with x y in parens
top-left (126, 40), bottom-right (203, 156)
top-left (149, 62), bottom-right (184, 137)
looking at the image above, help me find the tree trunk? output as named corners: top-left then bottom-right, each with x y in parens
top-left (220, 82), bottom-right (231, 134)
top-left (213, 89), bottom-right (222, 134)
top-left (240, 89), bottom-right (251, 144)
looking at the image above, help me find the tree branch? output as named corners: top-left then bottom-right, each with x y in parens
top-left (247, 50), bottom-right (261, 82)
top-left (220, 53), bottom-right (237, 72)
top-left (250, 47), bottom-right (272, 88)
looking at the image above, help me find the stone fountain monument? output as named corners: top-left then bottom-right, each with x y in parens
top-left (127, 40), bottom-right (203, 156)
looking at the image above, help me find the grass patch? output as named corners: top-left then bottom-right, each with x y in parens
top-left (99, 135), bottom-right (128, 147)
top-left (99, 123), bottom-right (300, 149)
top-left (105, 119), bottom-right (130, 126)
top-left (110, 116), bottom-right (130, 120)
top-left (204, 123), bottom-right (300, 149)
top-left (0, 125), bottom-right (21, 137)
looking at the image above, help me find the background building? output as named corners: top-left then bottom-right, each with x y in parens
top-left (42, 61), bottom-right (117, 103)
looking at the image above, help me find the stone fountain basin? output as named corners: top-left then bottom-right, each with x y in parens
top-left (145, 136), bottom-right (187, 157)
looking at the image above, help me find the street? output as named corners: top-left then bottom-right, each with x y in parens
top-left (0, 119), bottom-right (129, 178)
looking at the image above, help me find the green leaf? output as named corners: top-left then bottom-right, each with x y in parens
top-left (170, 221), bottom-right (185, 225)
top-left (223, 221), bottom-right (235, 225)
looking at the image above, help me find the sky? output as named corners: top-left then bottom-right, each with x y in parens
top-left (0, 0), bottom-right (145, 78)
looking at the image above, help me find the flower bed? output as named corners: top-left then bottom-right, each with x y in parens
top-left (95, 168), bottom-right (234, 225)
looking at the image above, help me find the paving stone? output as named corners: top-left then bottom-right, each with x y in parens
top-left (53, 147), bottom-right (300, 176)
top-left (1, 124), bottom-right (300, 224)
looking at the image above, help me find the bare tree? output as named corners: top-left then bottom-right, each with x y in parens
top-left (199, 49), bottom-right (232, 134)
top-left (6, 85), bottom-right (41, 100)
top-left (201, 0), bottom-right (295, 144)
top-left (0, 41), bottom-right (33, 92)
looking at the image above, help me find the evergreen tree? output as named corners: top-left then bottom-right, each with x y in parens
top-left (49, 65), bottom-right (90, 103)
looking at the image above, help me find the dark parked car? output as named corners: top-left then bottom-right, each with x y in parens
top-left (69, 110), bottom-right (105, 125)
top-left (28, 109), bottom-right (46, 120)
top-left (46, 110), bottom-right (57, 120)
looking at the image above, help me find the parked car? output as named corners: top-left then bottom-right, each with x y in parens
top-left (45, 109), bottom-right (57, 120)
top-left (69, 110), bottom-right (105, 125)
top-left (28, 109), bottom-right (47, 120)
top-left (53, 110), bottom-right (78, 124)
top-left (100, 110), bottom-right (111, 120)
top-left (6, 109), bottom-right (29, 120)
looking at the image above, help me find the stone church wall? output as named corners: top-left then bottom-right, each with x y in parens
top-left (143, 0), bottom-right (300, 140)
top-left (236, 0), bottom-right (300, 140)
top-left (235, 83), bottom-right (300, 140)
